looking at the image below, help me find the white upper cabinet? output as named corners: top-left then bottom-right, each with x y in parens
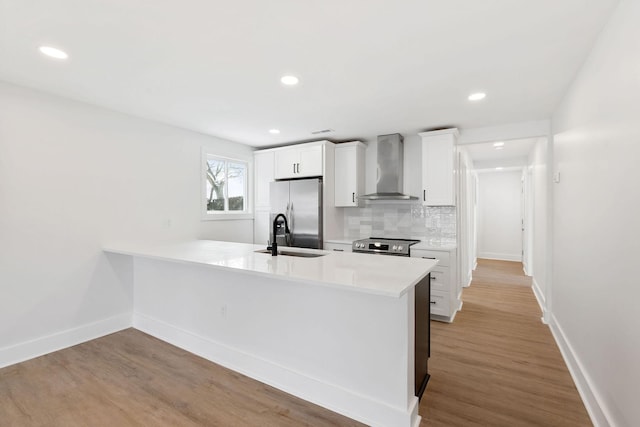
top-left (274, 143), bottom-right (323, 179)
top-left (334, 142), bottom-right (366, 207)
top-left (254, 150), bottom-right (274, 209)
top-left (419, 129), bottom-right (458, 206)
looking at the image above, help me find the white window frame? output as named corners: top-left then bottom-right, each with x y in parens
top-left (202, 149), bottom-right (253, 220)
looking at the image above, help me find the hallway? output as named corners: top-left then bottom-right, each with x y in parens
top-left (420, 259), bottom-right (591, 426)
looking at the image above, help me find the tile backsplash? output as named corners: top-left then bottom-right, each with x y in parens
top-left (344, 203), bottom-right (456, 243)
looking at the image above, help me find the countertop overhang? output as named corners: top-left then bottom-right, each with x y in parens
top-left (104, 240), bottom-right (438, 298)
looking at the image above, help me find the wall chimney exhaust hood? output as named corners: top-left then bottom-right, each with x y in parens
top-left (358, 133), bottom-right (418, 201)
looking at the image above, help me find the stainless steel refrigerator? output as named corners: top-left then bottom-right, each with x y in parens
top-left (270, 178), bottom-right (323, 249)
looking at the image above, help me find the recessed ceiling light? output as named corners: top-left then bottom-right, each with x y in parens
top-left (269, 129), bottom-right (280, 134)
top-left (38, 45), bottom-right (69, 60)
top-left (280, 75), bottom-right (299, 86)
top-left (495, 167), bottom-right (504, 171)
top-left (468, 92), bottom-right (486, 101)
top-left (493, 142), bottom-right (504, 147)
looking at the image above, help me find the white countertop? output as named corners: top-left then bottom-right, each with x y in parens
top-left (104, 240), bottom-right (437, 298)
top-left (412, 239), bottom-right (457, 251)
top-left (324, 238), bottom-right (354, 245)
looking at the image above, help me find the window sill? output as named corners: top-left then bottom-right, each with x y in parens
top-left (201, 212), bottom-right (254, 221)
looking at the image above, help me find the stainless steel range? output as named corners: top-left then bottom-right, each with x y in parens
top-left (352, 237), bottom-right (420, 257)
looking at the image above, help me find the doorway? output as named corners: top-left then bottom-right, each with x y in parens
top-left (459, 137), bottom-right (546, 280)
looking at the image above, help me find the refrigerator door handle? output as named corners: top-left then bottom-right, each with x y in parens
top-left (285, 202), bottom-right (291, 231)
top-left (289, 203), bottom-right (294, 239)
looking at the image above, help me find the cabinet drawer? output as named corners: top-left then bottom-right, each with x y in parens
top-left (429, 268), bottom-right (450, 292)
top-left (413, 249), bottom-right (450, 266)
top-left (429, 290), bottom-right (450, 317)
top-left (324, 242), bottom-right (352, 252)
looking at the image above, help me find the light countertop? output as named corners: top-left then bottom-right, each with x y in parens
top-left (104, 240), bottom-right (437, 298)
top-left (413, 239), bottom-right (457, 251)
top-left (324, 238), bottom-right (354, 245)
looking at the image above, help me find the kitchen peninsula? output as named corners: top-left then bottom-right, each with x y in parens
top-left (105, 240), bottom-right (437, 427)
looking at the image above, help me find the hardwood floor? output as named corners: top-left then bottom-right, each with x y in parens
top-left (420, 259), bottom-right (592, 426)
top-left (0, 259), bottom-right (591, 426)
top-left (0, 330), bottom-right (364, 427)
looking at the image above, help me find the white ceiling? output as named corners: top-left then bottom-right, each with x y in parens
top-left (0, 0), bottom-right (619, 147)
top-left (463, 137), bottom-right (538, 170)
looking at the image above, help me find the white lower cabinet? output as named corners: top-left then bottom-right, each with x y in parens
top-left (411, 247), bottom-right (460, 322)
top-left (324, 241), bottom-right (353, 252)
top-left (429, 290), bottom-right (450, 317)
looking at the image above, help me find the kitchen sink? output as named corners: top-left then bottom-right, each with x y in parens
top-left (254, 249), bottom-right (326, 258)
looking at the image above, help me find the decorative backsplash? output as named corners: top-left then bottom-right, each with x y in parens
top-left (343, 203), bottom-right (456, 243)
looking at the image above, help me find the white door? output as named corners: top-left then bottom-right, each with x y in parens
top-left (298, 145), bottom-right (323, 177)
top-left (274, 148), bottom-right (299, 179)
top-left (254, 209), bottom-right (271, 245)
top-left (254, 151), bottom-right (274, 208)
top-left (334, 147), bottom-right (357, 206)
top-left (422, 138), bottom-right (455, 206)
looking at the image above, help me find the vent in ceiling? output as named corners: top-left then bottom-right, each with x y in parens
top-left (311, 128), bottom-right (334, 135)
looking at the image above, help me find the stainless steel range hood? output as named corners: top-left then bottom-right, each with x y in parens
top-left (358, 133), bottom-right (418, 201)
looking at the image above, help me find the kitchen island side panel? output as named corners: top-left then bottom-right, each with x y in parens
top-left (131, 257), bottom-right (419, 427)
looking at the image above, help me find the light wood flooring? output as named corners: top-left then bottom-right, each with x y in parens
top-left (0, 329), bottom-right (364, 427)
top-left (420, 259), bottom-right (591, 426)
top-left (0, 259), bottom-right (591, 426)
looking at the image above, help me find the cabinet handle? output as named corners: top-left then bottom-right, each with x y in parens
top-left (297, 163), bottom-right (300, 173)
top-left (293, 163), bottom-right (296, 174)
top-left (430, 275), bottom-right (436, 280)
top-left (332, 249), bottom-right (344, 252)
top-left (352, 192), bottom-right (355, 203)
top-left (422, 257), bottom-right (436, 259)
top-left (423, 189), bottom-right (426, 201)
top-left (430, 301), bottom-right (436, 304)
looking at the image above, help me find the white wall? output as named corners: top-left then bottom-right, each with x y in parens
top-left (458, 148), bottom-right (476, 287)
top-left (551, 0), bottom-right (640, 425)
top-left (528, 138), bottom-right (547, 310)
top-left (476, 170), bottom-right (522, 261)
top-left (0, 82), bottom-right (253, 365)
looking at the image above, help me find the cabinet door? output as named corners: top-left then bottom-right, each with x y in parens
top-left (422, 137), bottom-right (455, 206)
top-left (334, 147), bottom-right (357, 207)
top-left (254, 208), bottom-right (271, 245)
top-left (298, 145), bottom-right (323, 177)
top-left (254, 151), bottom-right (274, 209)
top-left (274, 148), bottom-right (299, 179)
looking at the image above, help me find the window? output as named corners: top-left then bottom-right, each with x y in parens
top-left (203, 152), bottom-right (250, 219)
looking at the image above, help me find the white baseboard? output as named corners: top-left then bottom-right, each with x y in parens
top-left (0, 312), bottom-right (132, 369)
top-left (477, 252), bottom-right (522, 262)
top-left (464, 273), bottom-right (472, 288)
top-left (549, 314), bottom-right (613, 427)
top-left (133, 312), bottom-right (419, 427)
top-left (531, 278), bottom-right (547, 322)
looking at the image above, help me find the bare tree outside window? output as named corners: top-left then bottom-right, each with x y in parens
top-left (205, 156), bottom-right (246, 213)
